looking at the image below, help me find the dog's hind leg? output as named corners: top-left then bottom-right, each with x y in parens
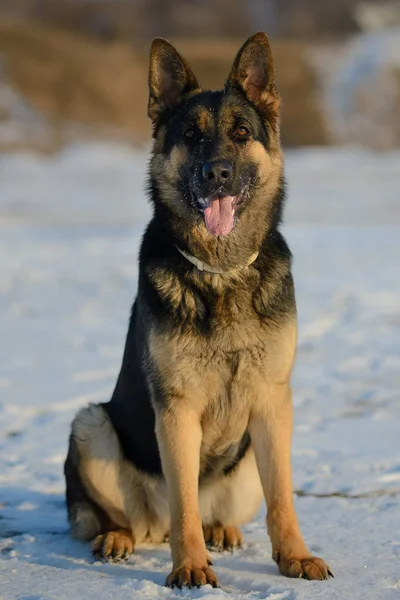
top-left (65, 403), bottom-right (169, 561)
top-left (65, 432), bottom-right (136, 560)
top-left (65, 405), bottom-right (137, 560)
top-left (64, 432), bottom-right (108, 542)
top-left (200, 447), bottom-right (263, 552)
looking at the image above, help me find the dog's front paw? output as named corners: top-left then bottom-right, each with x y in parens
top-left (274, 552), bottom-right (334, 580)
top-left (166, 565), bottom-right (220, 588)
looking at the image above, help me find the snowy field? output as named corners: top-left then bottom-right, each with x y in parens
top-left (0, 144), bottom-right (399, 599)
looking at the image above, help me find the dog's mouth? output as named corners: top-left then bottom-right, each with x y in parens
top-left (194, 190), bottom-right (247, 237)
top-left (203, 193), bottom-right (236, 237)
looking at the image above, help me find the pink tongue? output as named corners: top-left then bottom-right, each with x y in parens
top-left (204, 196), bottom-right (235, 236)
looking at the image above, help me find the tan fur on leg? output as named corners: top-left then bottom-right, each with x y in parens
top-left (156, 407), bottom-right (219, 588)
top-left (249, 384), bottom-right (333, 580)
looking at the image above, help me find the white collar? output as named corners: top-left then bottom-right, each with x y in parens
top-left (176, 246), bottom-right (259, 274)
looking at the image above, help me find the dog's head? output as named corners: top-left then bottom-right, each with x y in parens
top-left (148, 33), bottom-right (283, 242)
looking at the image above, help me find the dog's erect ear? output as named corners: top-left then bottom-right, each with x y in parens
top-left (227, 32), bottom-right (279, 115)
top-left (148, 38), bottom-right (200, 126)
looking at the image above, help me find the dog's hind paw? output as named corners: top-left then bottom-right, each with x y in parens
top-left (203, 524), bottom-right (242, 551)
top-left (92, 529), bottom-right (135, 561)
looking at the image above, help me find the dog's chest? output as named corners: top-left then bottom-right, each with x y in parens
top-left (195, 327), bottom-right (292, 457)
top-left (151, 327), bottom-right (271, 452)
top-left (200, 282), bottom-right (272, 352)
top-left (149, 272), bottom-right (296, 448)
top-left (199, 353), bottom-right (256, 454)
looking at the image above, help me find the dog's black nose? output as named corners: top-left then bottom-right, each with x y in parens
top-left (202, 160), bottom-right (233, 184)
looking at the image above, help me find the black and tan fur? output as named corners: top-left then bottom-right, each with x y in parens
top-left (64, 33), bottom-right (333, 588)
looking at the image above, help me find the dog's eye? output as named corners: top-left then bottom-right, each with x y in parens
top-left (184, 128), bottom-right (195, 139)
top-left (236, 126), bottom-right (250, 138)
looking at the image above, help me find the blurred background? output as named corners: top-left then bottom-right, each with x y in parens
top-left (1, 5), bottom-right (400, 597)
top-left (0, 0), bottom-right (400, 150)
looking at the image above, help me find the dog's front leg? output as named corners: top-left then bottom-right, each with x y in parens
top-left (249, 383), bottom-right (333, 580)
top-left (155, 406), bottom-right (219, 588)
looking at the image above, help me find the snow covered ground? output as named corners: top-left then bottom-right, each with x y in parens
top-left (0, 144), bottom-right (399, 599)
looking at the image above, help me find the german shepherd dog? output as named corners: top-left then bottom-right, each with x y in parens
top-left (64, 33), bottom-right (333, 588)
